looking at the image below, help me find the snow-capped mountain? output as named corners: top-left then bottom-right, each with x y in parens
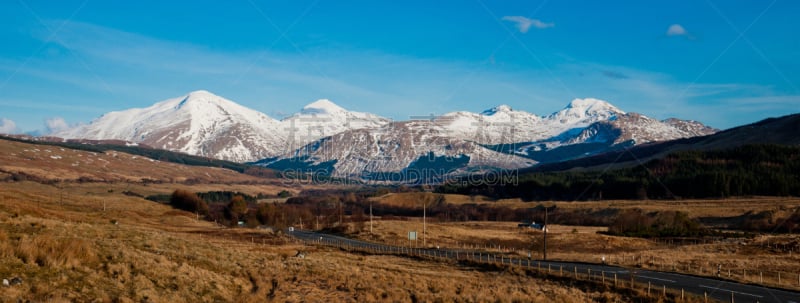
top-left (57, 91), bottom-right (389, 162)
top-left (281, 99), bottom-right (391, 150)
top-left (261, 120), bottom-right (536, 181)
top-left (262, 98), bottom-right (716, 180)
top-left (58, 90), bottom-right (285, 162)
top-left (438, 98), bottom-right (625, 145)
top-left (57, 90), bottom-right (716, 181)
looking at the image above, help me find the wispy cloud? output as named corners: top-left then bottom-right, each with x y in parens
top-left (601, 70), bottom-right (629, 79)
top-left (501, 16), bottom-right (554, 33)
top-left (666, 24), bottom-right (687, 36)
top-left (0, 118), bottom-right (18, 134)
top-left (45, 117), bottom-right (70, 134)
top-left (3, 20), bottom-right (793, 132)
top-left (666, 24), bottom-right (694, 39)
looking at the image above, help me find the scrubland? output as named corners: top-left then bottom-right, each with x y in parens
top-left (0, 181), bottom-right (651, 302)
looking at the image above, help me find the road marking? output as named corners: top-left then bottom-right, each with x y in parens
top-left (638, 275), bottom-right (676, 283)
top-left (699, 285), bottom-right (763, 298)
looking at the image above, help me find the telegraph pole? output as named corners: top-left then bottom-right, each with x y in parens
top-left (370, 202), bottom-right (373, 234)
top-left (423, 200), bottom-right (426, 247)
top-left (543, 206), bottom-right (548, 261)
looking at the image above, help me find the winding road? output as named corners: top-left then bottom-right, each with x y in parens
top-left (290, 229), bottom-right (800, 303)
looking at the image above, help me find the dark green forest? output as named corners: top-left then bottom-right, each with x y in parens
top-left (438, 144), bottom-right (800, 200)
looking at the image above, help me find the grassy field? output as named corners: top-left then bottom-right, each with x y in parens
top-left (343, 218), bottom-right (800, 291)
top-left (0, 180), bottom-right (659, 302)
top-left (0, 139), bottom-right (792, 301)
top-left (371, 192), bottom-right (800, 219)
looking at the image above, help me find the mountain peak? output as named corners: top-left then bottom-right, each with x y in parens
top-left (186, 90), bottom-right (216, 97)
top-left (562, 98), bottom-right (624, 116)
top-left (301, 99), bottom-right (346, 115)
top-left (566, 98), bottom-right (618, 111)
top-left (175, 90), bottom-right (228, 109)
top-left (545, 98), bottom-right (624, 125)
top-left (482, 104), bottom-right (513, 116)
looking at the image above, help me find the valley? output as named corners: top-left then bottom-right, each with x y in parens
top-left (3, 2), bottom-right (798, 302)
top-left (1, 136), bottom-right (799, 302)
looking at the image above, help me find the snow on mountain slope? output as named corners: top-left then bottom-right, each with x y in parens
top-left (58, 90), bottom-right (286, 162)
top-left (510, 113), bottom-right (718, 160)
top-left (271, 120), bottom-right (535, 180)
top-left (281, 99), bottom-right (391, 150)
top-left (57, 90), bottom-right (716, 180)
top-left (662, 118), bottom-right (718, 136)
top-left (438, 98), bottom-right (624, 145)
top-left (546, 98), bottom-right (624, 124)
top-left (57, 91), bottom-right (391, 162)
top-left (265, 97), bottom-right (716, 179)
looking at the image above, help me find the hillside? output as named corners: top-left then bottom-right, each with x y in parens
top-left (0, 148), bottom-right (630, 303)
top-left (440, 144), bottom-right (800, 200)
top-left (56, 91), bottom-right (391, 162)
top-left (0, 137), bottom-right (266, 184)
top-left (261, 98), bottom-right (714, 180)
top-left (51, 90), bottom-right (715, 181)
top-left (528, 113), bottom-right (800, 173)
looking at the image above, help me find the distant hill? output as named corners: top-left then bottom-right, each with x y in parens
top-left (439, 113), bottom-right (800, 200)
top-left (48, 90), bottom-right (714, 182)
top-left (0, 135), bottom-right (276, 178)
top-left (0, 136), bottom-right (270, 184)
top-left (526, 113), bottom-right (800, 173)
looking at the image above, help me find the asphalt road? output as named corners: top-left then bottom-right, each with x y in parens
top-left (290, 229), bottom-right (800, 303)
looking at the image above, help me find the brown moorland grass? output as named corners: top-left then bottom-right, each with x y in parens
top-left (0, 181), bottom-right (660, 302)
top-left (372, 192), bottom-right (800, 219)
top-left (344, 219), bottom-right (800, 291)
top-left (0, 139), bottom-right (264, 184)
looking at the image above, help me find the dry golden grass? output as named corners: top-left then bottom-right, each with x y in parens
top-left (0, 139), bottom-right (264, 183)
top-left (372, 193), bottom-right (800, 219)
top-left (0, 181), bottom-right (648, 302)
top-left (346, 219), bottom-right (800, 291)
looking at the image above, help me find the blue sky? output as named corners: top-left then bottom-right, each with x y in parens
top-left (1, 0), bottom-right (798, 134)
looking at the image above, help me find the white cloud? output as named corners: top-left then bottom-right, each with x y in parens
top-left (0, 118), bottom-right (18, 134)
top-left (666, 24), bottom-right (688, 36)
top-left (502, 16), bottom-right (554, 33)
top-left (45, 117), bottom-right (70, 134)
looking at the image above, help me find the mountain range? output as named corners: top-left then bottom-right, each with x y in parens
top-left (56, 90), bottom-right (717, 181)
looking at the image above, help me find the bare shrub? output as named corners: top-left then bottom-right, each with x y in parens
top-left (169, 189), bottom-right (209, 216)
top-left (15, 235), bottom-right (97, 268)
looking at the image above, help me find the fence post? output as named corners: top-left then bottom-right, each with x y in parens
top-left (647, 281), bottom-right (651, 297)
top-left (602, 271), bottom-right (605, 285)
top-left (614, 273), bottom-right (617, 287)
